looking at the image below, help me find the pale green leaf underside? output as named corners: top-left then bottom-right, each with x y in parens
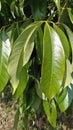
top-left (40, 23), bottom-right (65, 99)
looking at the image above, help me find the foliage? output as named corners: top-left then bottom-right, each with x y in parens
top-left (0, 0), bottom-right (73, 129)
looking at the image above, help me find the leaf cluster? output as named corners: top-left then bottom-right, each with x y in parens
top-left (0, 0), bottom-right (73, 129)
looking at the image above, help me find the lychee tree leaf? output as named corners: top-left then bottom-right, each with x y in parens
top-left (54, 24), bottom-right (71, 59)
top-left (0, 31), bottom-right (11, 91)
top-left (56, 82), bottom-right (73, 112)
top-left (8, 21), bottom-right (43, 93)
top-left (62, 24), bottom-right (73, 64)
top-left (40, 23), bottom-right (65, 99)
top-left (14, 66), bottom-right (28, 99)
top-left (67, 8), bottom-right (73, 24)
top-left (43, 99), bottom-right (57, 128)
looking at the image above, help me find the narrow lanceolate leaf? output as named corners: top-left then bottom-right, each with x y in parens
top-left (40, 23), bottom-right (65, 99)
top-left (53, 0), bottom-right (60, 12)
top-left (43, 99), bottom-right (57, 128)
top-left (0, 31), bottom-right (11, 91)
top-left (56, 83), bottom-right (73, 112)
top-left (8, 21), bottom-right (43, 93)
top-left (67, 8), bottom-right (73, 24)
top-left (54, 24), bottom-right (71, 59)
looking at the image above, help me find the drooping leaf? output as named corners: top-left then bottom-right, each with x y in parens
top-left (54, 24), bottom-right (71, 59)
top-left (56, 83), bottom-right (73, 112)
top-left (43, 99), bottom-right (57, 128)
top-left (53, 0), bottom-right (60, 12)
top-left (62, 24), bottom-right (73, 64)
top-left (8, 21), bottom-right (43, 93)
top-left (40, 23), bottom-right (65, 99)
top-left (0, 31), bottom-right (11, 92)
top-left (14, 66), bottom-right (28, 99)
top-left (67, 8), bottom-right (73, 24)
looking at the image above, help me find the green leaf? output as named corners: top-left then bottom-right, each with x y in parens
top-left (53, 0), bottom-right (60, 12)
top-left (62, 24), bottom-right (73, 64)
top-left (23, 35), bottom-right (34, 66)
top-left (29, 0), bottom-right (47, 20)
top-left (0, 31), bottom-right (11, 92)
top-left (40, 23), bottom-right (65, 99)
top-left (14, 66), bottom-right (28, 99)
top-left (36, 27), bottom-right (43, 63)
top-left (56, 83), bottom-right (73, 112)
top-left (43, 99), bottom-right (57, 128)
top-left (31, 94), bottom-right (42, 112)
top-left (54, 24), bottom-right (71, 59)
top-left (67, 8), bottom-right (73, 24)
top-left (65, 60), bottom-right (72, 87)
top-left (8, 21), bottom-right (42, 93)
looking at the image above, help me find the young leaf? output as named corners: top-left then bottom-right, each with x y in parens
top-left (40, 23), bottom-right (65, 99)
top-left (8, 21), bottom-right (43, 93)
top-left (0, 31), bottom-right (11, 92)
top-left (54, 24), bottom-right (71, 59)
top-left (43, 99), bottom-right (57, 128)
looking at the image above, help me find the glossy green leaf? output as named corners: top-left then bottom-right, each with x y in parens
top-left (8, 21), bottom-right (42, 93)
top-left (67, 8), bottom-right (73, 24)
top-left (0, 31), bottom-right (11, 92)
top-left (53, 0), bottom-right (60, 12)
top-left (43, 99), bottom-right (57, 128)
top-left (40, 23), bottom-right (65, 99)
top-left (14, 66), bottom-right (28, 99)
top-left (54, 24), bottom-right (71, 59)
top-left (56, 83), bottom-right (73, 112)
